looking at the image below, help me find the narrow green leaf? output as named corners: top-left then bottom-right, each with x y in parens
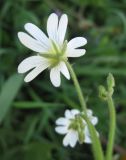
top-left (24, 116), bottom-right (39, 144)
top-left (13, 101), bottom-right (64, 108)
top-left (0, 74), bottom-right (23, 123)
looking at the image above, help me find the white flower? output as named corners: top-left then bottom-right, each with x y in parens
top-left (17, 13), bottom-right (87, 87)
top-left (55, 109), bottom-right (98, 148)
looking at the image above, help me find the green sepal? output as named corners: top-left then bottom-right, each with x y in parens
top-left (51, 39), bottom-right (60, 55)
top-left (61, 40), bottom-right (67, 55)
top-left (78, 128), bottom-right (85, 144)
top-left (39, 53), bottom-right (56, 59)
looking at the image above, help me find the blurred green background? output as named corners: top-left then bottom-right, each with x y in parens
top-left (0, 0), bottom-right (126, 159)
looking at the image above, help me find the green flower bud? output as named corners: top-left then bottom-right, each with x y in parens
top-left (107, 73), bottom-right (115, 89)
top-left (99, 85), bottom-right (108, 100)
top-left (107, 73), bottom-right (115, 96)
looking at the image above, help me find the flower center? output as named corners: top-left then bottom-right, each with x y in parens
top-left (68, 115), bottom-right (86, 144)
top-left (69, 115), bottom-right (85, 130)
top-left (40, 40), bottom-right (68, 68)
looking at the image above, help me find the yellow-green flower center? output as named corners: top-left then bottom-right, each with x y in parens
top-left (40, 40), bottom-right (68, 68)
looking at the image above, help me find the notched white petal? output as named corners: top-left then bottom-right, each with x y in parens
top-left (67, 37), bottom-right (87, 49)
top-left (84, 126), bottom-right (92, 144)
top-left (59, 62), bottom-right (70, 80)
top-left (24, 62), bottom-right (49, 82)
top-left (63, 132), bottom-right (71, 147)
top-left (56, 117), bottom-right (69, 126)
top-left (24, 23), bottom-right (50, 49)
top-left (71, 109), bottom-right (80, 116)
top-left (18, 32), bottom-right (46, 52)
top-left (63, 130), bottom-right (78, 147)
top-left (87, 109), bottom-right (93, 116)
top-left (67, 49), bottom-right (86, 57)
top-left (47, 13), bottom-right (58, 43)
top-left (50, 66), bottom-right (61, 87)
top-left (65, 110), bottom-right (74, 119)
top-left (84, 136), bottom-right (92, 144)
top-left (69, 130), bottom-right (78, 147)
top-left (18, 56), bottom-right (45, 73)
top-left (91, 117), bottom-right (98, 125)
top-left (58, 14), bottom-right (68, 45)
top-left (55, 126), bottom-right (68, 135)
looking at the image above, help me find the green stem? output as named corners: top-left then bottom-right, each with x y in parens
top-left (106, 96), bottom-right (116, 160)
top-left (65, 61), bottom-right (87, 113)
top-left (65, 61), bottom-right (104, 160)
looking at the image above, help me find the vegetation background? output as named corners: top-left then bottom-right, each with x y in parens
top-left (0, 0), bottom-right (126, 159)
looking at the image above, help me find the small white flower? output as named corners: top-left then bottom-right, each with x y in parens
top-left (17, 13), bottom-right (87, 87)
top-left (55, 109), bottom-right (98, 148)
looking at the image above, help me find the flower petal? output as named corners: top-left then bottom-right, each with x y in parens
top-left (24, 23), bottom-right (50, 49)
top-left (84, 126), bottom-right (90, 136)
top-left (67, 49), bottom-right (86, 57)
top-left (18, 56), bottom-right (46, 73)
top-left (56, 117), bottom-right (70, 126)
top-left (84, 126), bottom-right (92, 144)
top-left (87, 109), bottom-right (93, 116)
top-left (47, 13), bottom-right (58, 43)
top-left (69, 130), bottom-right (78, 147)
top-left (18, 32), bottom-right (46, 52)
top-left (91, 117), bottom-right (98, 125)
top-left (65, 110), bottom-right (74, 119)
top-left (58, 14), bottom-right (68, 45)
top-left (63, 133), bottom-right (70, 147)
top-left (59, 62), bottom-right (70, 80)
top-left (67, 37), bottom-right (87, 49)
top-left (50, 66), bottom-right (61, 87)
top-left (24, 63), bottom-right (49, 82)
top-left (84, 136), bottom-right (92, 144)
top-left (71, 109), bottom-right (80, 116)
top-left (63, 130), bottom-right (78, 147)
top-left (55, 126), bottom-right (68, 135)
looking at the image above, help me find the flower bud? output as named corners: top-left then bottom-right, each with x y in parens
top-left (99, 85), bottom-right (108, 100)
top-left (107, 73), bottom-right (115, 89)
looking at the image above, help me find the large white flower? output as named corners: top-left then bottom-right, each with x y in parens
top-left (17, 13), bottom-right (87, 87)
top-left (55, 109), bottom-right (98, 148)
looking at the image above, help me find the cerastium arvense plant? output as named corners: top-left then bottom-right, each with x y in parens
top-left (17, 13), bottom-right (116, 160)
